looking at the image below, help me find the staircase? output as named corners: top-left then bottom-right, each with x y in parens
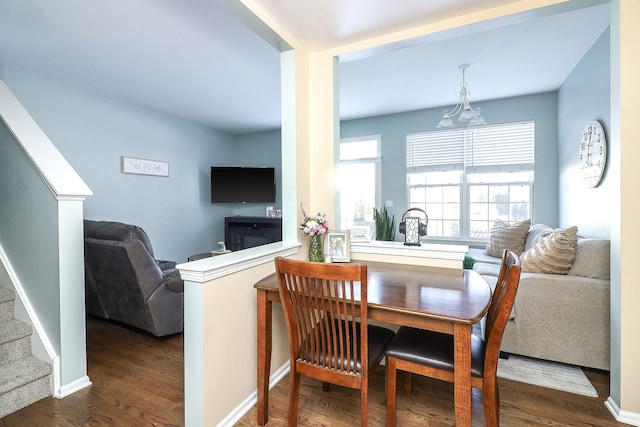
top-left (0, 287), bottom-right (52, 418)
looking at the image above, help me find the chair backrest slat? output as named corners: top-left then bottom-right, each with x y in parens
top-left (276, 257), bottom-right (368, 376)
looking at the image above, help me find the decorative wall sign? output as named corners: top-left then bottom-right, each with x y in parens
top-left (121, 156), bottom-right (169, 177)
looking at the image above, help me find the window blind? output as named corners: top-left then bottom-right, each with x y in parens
top-left (406, 129), bottom-right (464, 169)
top-left (407, 121), bottom-right (535, 172)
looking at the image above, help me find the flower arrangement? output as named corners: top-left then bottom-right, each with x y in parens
top-left (299, 205), bottom-right (328, 236)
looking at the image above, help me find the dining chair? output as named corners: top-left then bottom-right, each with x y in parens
top-left (274, 257), bottom-right (395, 427)
top-left (384, 249), bottom-right (521, 427)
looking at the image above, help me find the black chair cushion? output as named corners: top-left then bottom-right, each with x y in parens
top-left (367, 323), bottom-right (396, 369)
top-left (386, 326), bottom-right (486, 378)
top-left (300, 320), bottom-right (395, 372)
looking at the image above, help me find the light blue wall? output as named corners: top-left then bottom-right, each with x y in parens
top-left (0, 118), bottom-right (61, 356)
top-left (223, 129), bottom-right (282, 218)
top-left (3, 71), bottom-right (281, 261)
top-left (340, 92), bottom-right (559, 236)
top-left (558, 28), bottom-right (610, 239)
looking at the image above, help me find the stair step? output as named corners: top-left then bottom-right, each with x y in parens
top-left (0, 320), bottom-right (33, 367)
top-left (0, 288), bottom-right (15, 304)
top-left (0, 356), bottom-right (52, 394)
top-left (0, 318), bottom-right (32, 346)
top-left (0, 356), bottom-right (52, 418)
top-left (0, 288), bottom-right (16, 322)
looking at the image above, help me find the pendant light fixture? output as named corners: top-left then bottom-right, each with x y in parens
top-left (437, 64), bottom-right (487, 129)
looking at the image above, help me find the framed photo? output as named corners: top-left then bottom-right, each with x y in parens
top-left (349, 226), bottom-right (372, 243)
top-left (121, 156), bottom-right (169, 177)
top-left (326, 230), bottom-right (350, 263)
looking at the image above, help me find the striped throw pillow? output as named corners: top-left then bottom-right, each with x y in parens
top-left (484, 219), bottom-right (531, 257)
top-left (521, 226), bottom-right (579, 274)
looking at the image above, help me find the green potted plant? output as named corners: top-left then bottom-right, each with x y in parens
top-left (373, 206), bottom-right (395, 241)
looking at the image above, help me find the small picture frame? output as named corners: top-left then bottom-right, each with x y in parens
top-left (326, 231), bottom-right (350, 263)
top-left (349, 226), bottom-right (372, 243)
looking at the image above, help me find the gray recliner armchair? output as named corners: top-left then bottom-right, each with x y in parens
top-left (83, 219), bottom-right (184, 337)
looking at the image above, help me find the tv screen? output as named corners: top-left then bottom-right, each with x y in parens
top-left (211, 166), bottom-right (276, 203)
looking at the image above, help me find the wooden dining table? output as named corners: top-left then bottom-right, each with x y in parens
top-left (254, 261), bottom-right (492, 427)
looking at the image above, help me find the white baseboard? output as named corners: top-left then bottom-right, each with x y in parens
top-left (215, 361), bottom-right (290, 427)
top-left (606, 396), bottom-right (640, 426)
top-left (56, 375), bottom-right (92, 398)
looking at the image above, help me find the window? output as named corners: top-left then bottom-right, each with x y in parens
top-left (338, 136), bottom-right (381, 230)
top-left (406, 121), bottom-right (534, 241)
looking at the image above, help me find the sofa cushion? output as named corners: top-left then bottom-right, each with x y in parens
top-left (521, 226), bottom-right (578, 274)
top-left (467, 248), bottom-right (502, 265)
top-left (484, 219), bottom-right (531, 257)
top-left (568, 238), bottom-right (610, 279)
top-left (472, 262), bottom-right (501, 277)
top-left (524, 224), bottom-right (554, 252)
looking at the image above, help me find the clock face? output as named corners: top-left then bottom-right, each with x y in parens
top-left (578, 120), bottom-right (607, 188)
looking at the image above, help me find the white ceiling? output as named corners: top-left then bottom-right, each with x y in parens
top-left (0, 0), bottom-right (610, 134)
top-left (244, 0), bottom-right (544, 53)
top-left (338, 3), bottom-right (610, 121)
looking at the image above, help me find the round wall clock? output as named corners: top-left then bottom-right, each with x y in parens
top-left (578, 120), bottom-right (607, 188)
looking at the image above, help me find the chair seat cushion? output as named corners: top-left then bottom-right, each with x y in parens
top-left (386, 326), bottom-right (486, 378)
top-left (300, 320), bottom-right (395, 372)
top-left (367, 323), bottom-right (396, 369)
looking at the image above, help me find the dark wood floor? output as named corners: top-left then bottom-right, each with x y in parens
top-left (1, 318), bottom-right (620, 426)
top-left (0, 317), bottom-right (185, 427)
top-left (237, 367), bottom-right (619, 427)
top-left (236, 367), bottom-right (623, 427)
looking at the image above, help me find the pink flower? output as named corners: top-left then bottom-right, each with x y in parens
top-left (300, 205), bottom-right (328, 236)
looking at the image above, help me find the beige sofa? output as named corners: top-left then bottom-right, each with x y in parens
top-left (468, 224), bottom-right (610, 371)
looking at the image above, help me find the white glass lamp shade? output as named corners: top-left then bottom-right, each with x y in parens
top-left (403, 217), bottom-right (421, 246)
top-left (458, 102), bottom-right (476, 121)
top-left (468, 109), bottom-right (487, 126)
top-left (437, 111), bottom-right (455, 129)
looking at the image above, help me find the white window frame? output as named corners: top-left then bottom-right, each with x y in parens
top-left (337, 135), bottom-right (381, 231)
top-left (406, 121), bottom-right (535, 242)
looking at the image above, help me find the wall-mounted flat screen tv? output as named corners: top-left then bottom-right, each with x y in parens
top-left (210, 166), bottom-right (276, 203)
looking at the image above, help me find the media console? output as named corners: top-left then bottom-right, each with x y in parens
top-left (224, 216), bottom-right (282, 251)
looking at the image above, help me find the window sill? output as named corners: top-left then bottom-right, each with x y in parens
top-left (351, 240), bottom-right (468, 269)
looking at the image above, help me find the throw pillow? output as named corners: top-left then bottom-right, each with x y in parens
top-left (524, 224), bottom-right (554, 252)
top-left (484, 219), bottom-right (531, 257)
top-left (521, 226), bottom-right (579, 274)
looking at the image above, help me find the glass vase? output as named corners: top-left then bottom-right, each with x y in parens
top-left (308, 234), bottom-right (324, 262)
